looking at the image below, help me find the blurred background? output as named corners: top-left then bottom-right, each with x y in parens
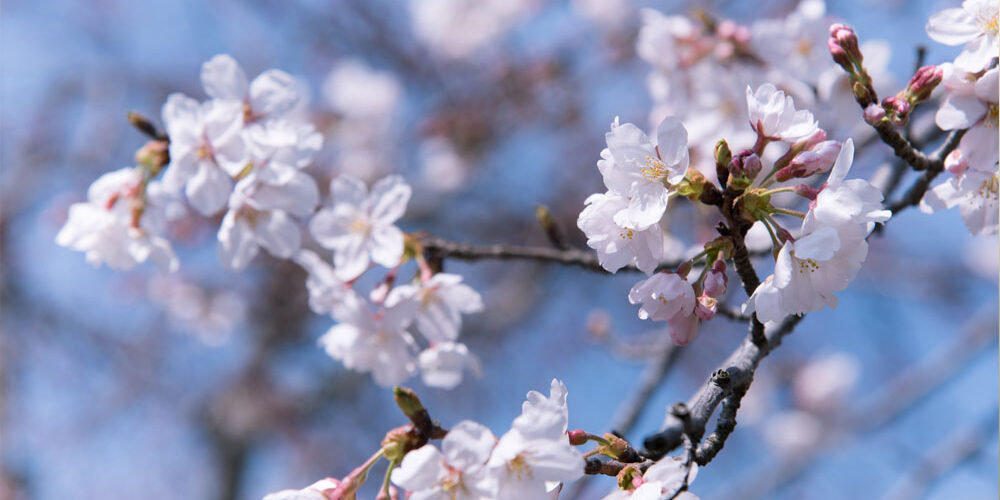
top-left (2, 0), bottom-right (997, 499)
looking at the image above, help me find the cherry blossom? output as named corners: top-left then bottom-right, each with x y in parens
top-left (601, 457), bottom-right (699, 500)
top-left (318, 292), bottom-right (418, 387)
top-left (577, 191), bottom-right (665, 274)
top-left (160, 94), bottom-right (247, 215)
top-left (309, 175), bottom-right (411, 280)
top-left (417, 342), bottom-right (482, 389)
top-left (935, 65), bottom-right (999, 171)
top-left (201, 54), bottom-right (302, 122)
top-left (262, 478), bottom-right (339, 500)
top-left (56, 167), bottom-right (178, 272)
top-left (746, 83), bottom-right (819, 142)
top-left (391, 420), bottom-right (496, 500)
top-left (386, 273), bottom-right (484, 343)
top-left (480, 379), bottom-right (584, 500)
top-left (598, 117), bottom-right (689, 230)
top-left (627, 273), bottom-right (700, 345)
top-left (926, 0), bottom-right (999, 72)
top-left (920, 165), bottom-right (999, 235)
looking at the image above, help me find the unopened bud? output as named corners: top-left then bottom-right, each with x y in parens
top-left (596, 433), bottom-right (634, 460)
top-left (617, 464), bottom-right (644, 491)
top-left (794, 184), bottom-right (821, 200)
top-left (828, 24), bottom-right (862, 69)
top-left (882, 95), bottom-right (912, 124)
top-left (568, 429), bottom-right (588, 446)
top-left (127, 111), bottom-right (164, 140)
top-left (852, 81), bottom-right (872, 104)
top-left (381, 425), bottom-right (419, 462)
top-left (863, 103), bottom-right (886, 125)
top-left (906, 65), bottom-right (943, 102)
top-left (695, 296), bottom-right (717, 321)
top-left (703, 262), bottom-right (728, 298)
top-left (714, 139), bottom-right (732, 168)
top-left (135, 140), bottom-right (169, 172)
top-left (775, 141), bottom-right (841, 182)
top-left (393, 386), bottom-right (427, 423)
top-left (729, 149), bottom-right (762, 182)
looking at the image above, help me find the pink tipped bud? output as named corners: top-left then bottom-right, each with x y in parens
top-left (794, 184), bottom-right (821, 200)
top-left (828, 24), bottom-right (861, 71)
top-left (882, 95), bottom-right (912, 124)
top-left (568, 429), bottom-right (588, 446)
top-left (944, 149), bottom-right (968, 175)
top-left (776, 141), bottom-right (842, 182)
top-left (695, 296), bottom-right (718, 321)
top-left (729, 149), bottom-right (762, 181)
top-left (703, 264), bottom-right (728, 298)
top-left (906, 65), bottom-right (943, 102)
top-left (863, 103), bottom-right (886, 124)
top-left (800, 129), bottom-right (827, 149)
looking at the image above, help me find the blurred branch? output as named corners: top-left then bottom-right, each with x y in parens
top-left (882, 408), bottom-right (997, 500)
top-left (726, 306), bottom-right (998, 500)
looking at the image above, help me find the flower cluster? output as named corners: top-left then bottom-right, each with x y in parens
top-left (296, 176), bottom-right (484, 388)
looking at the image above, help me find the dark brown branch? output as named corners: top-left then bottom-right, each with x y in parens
top-left (416, 233), bottom-right (684, 273)
top-left (643, 315), bottom-right (804, 460)
top-left (885, 128), bottom-right (967, 214)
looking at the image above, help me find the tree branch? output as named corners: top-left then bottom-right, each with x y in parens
top-left (642, 314), bottom-right (804, 460)
top-left (415, 233), bottom-right (685, 273)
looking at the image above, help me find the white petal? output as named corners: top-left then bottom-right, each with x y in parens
top-left (925, 8), bottom-right (979, 45)
top-left (201, 54), bottom-right (248, 100)
top-left (370, 225), bottom-right (404, 268)
top-left (186, 164), bottom-right (233, 215)
top-left (249, 69), bottom-right (300, 117)
top-left (256, 211), bottom-right (301, 259)
top-left (443, 420), bottom-right (496, 470)
top-left (369, 175), bottom-right (412, 224)
top-left (391, 445), bottom-right (445, 492)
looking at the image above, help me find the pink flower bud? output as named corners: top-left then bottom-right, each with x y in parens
top-left (695, 296), bottom-right (717, 321)
top-left (863, 103), bottom-right (886, 124)
top-left (568, 429), bottom-right (588, 446)
top-left (828, 23), bottom-right (861, 70)
top-left (906, 65), bottom-right (943, 102)
top-left (729, 149), bottom-right (762, 180)
top-left (882, 95), bottom-right (912, 124)
top-left (794, 184), bottom-right (821, 200)
top-left (775, 141), bottom-right (841, 181)
top-left (703, 262), bottom-right (728, 298)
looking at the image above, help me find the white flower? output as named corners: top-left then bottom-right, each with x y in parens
top-left (262, 478), bottom-right (339, 500)
top-left (323, 60), bottom-right (401, 120)
top-left (418, 342), bottom-right (482, 389)
top-left (628, 273), bottom-right (700, 346)
top-left (480, 379), bottom-right (584, 500)
top-left (318, 293), bottom-right (418, 387)
top-left (292, 250), bottom-right (351, 316)
top-left (310, 175), bottom-right (411, 280)
top-left (409, 0), bottom-right (537, 60)
top-left (201, 54), bottom-right (301, 122)
top-left (577, 191), bottom-right (664, 275)
top-left (387, 273), bottom-right (484, 343)
top-left (811, 139), bottom-right (891, 233)
top-left (391, 420), bottom-right (496, 500)
top-left (746, 84), bottom-right (818, 142)
top-left (792, 353), bottom-right (860, 414)
top-left (936, 66), bottom-right (999, 172)
top-left (628, 273), bottom-right (695, 321)
top-left (217, 167), bottom-right (318, 270)
top-left (601, 457), bottom-right (699, 500)
top-left (920, 166), bottom-right (999, 235)
top-left (161, 94), bottom-right (247, 215)
top-left (750, 0), bottom-right (832, 86)
top-left (746, 223), bottom-right (866, 323)
top-left (598, 117), bottom-right (689, 230)
top-left (56, 167), bottom-right (178, 272)
top-left (926, 0), bottom-right (999, 72)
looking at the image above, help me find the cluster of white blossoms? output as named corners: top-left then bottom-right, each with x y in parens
top-left (918, 0), bottom-right (999, 236)
top-left (636, 0), bottom-right (895, 182)
top-left (56, 55), bottom-right (486, 390)
top-left (267, 380), bottom-right (702, 500)
top-left (579, 78), bottom-right (890, 337)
